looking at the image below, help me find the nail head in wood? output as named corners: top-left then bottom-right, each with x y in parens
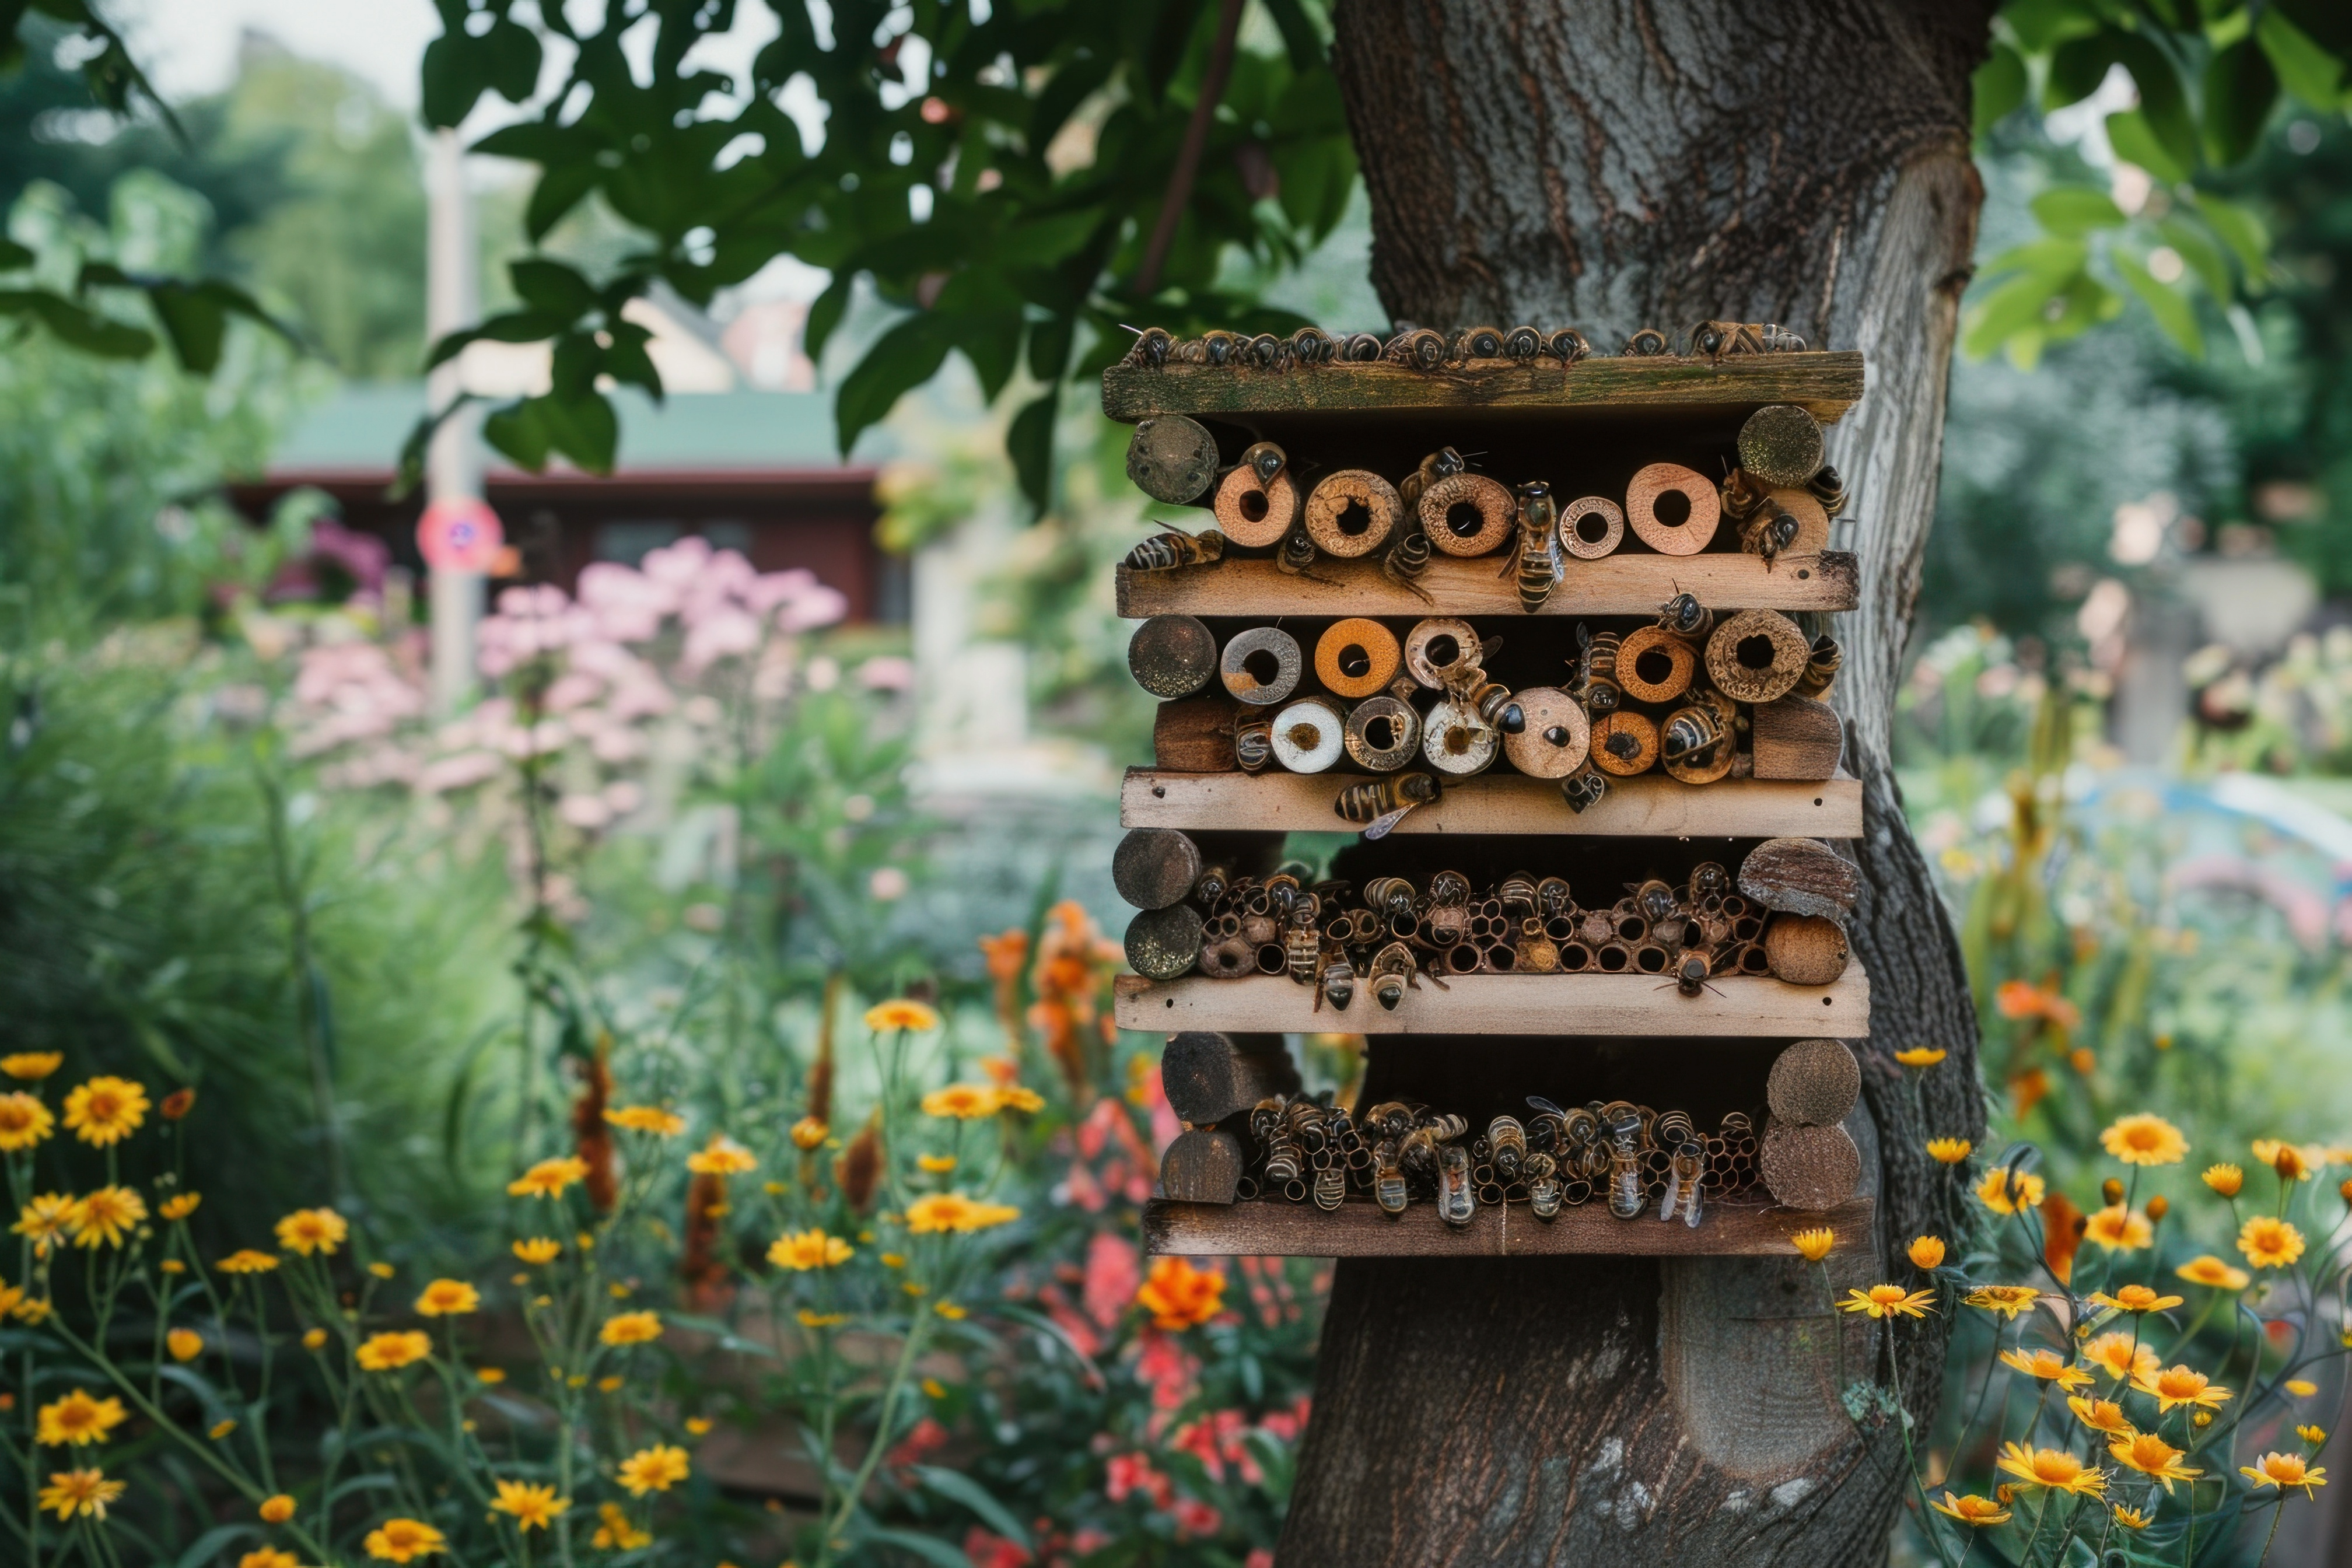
top-left (1113, 827), bottom-right (1203, 912)
top-left (1125, 414), bottom-right (1221, 505)
top-left (1128, 614), bottom-right (1219, 699)
top-left (1766, 1037), bottom-right (1861, 1126)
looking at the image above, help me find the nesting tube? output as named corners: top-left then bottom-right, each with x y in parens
top-left (1269, 697), bottom-right (1346, 773)
top-left (1304, 470), bottom-right (1402, 558)
top-left (1502, 687), bottom-right (1590, 779)
top-left (1615, 625), bottom-right (1698, 704)
top-left (1420, 471), bottom-right (1516, 556)
top-left (1558, 495), bottom-right (1625, 560)
top-left (1220, 625), bottom-right (1303, 706)
top-left (1314, 618), bottom-right (1402, 699)
top-left (1213, 462), bottom-right (1297, 548)
top-left (1625, 463), bottom-right (1721, 555)
top-left (1704, 609), bottom-right (1811, 705)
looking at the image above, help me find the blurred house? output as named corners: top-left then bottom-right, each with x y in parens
top-left (229, 289), bottom-right (902, 622)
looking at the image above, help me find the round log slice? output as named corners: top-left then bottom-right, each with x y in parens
top-left (1625, 462), bottom-right (1721, 555)
top-left (1419, 472), bottom-right (1515, 556)
top-left (1738, 403), bottom-right (1826, 488)
top-left (1766, 1038), bottom-right (1861, 1126)
top-left (1315, 618), bottom-right (1402, 699)
top-left (1125, 415), bottom-right (1220, 505)
top-left (1759, 1119), bottom-right (1861, 1212)
top-left (1616, 624), bottom-right (1698, 704)
top-left (1128, 614), bottom-right (1217, 699)
top-left (1557, 495), bottom-right (1626, 559)
top-left (1212, 463), bottom-right (1298, 549)
top-left (1705, 609), bottom-right (1811, 704)
top-left (1304, 470), bottom-right (1402, 559)
top-left (1765, 914), bottom-right (1851, 986)
top-left (1502, 687), bottom-right (1590, 778)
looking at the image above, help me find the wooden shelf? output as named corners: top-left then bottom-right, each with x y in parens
top-left (1121, 768), bottom-right (1859, 839)
top-left (1114, 970), bottom-right (1869, 1037)
top-left (1116, 552), bottom-right (1856, 619)
top-left (1102, 352), bottom-right (1864, 424)
top-left (1143, 1195), bottom-right (1875, 1258)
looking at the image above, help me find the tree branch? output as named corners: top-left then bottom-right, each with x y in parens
top-left (1134, 0), bottom-right (1247, 298)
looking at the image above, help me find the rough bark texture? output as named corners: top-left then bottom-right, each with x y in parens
top-left (1283, 4), bottom-right (1994, 1563)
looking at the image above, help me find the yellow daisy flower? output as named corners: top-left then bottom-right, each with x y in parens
top-left (507, 1158), bottom-right (590, 1199)
top-left (2176, 1255), bottom-right (2250, 1290)
top-left (1789, 1227), bottom-right (1835, 1262)
top-left (490, 1479), bottom-right (569, 1531)
top-left (2099, 1113), bottom-right (2188, 1167)
top-left (2241, 1452), bottom-right (2326, 1496)
top-left (2087, 1284), bottom-right (2182, 1313)
top-left (39, 1468), bottom-right (127, 1521)
top-left (37, 1390), bottom-right (128, 1447)
top-left (2109, 1432), bottom-right (2200, 1493)
top-left (68, 1186), bottom-right (146, 1249)
top-left (275, 1208), bottom-right (348, 1258)
top-left (1978, 1167), bottom-right (2045, 1214)
top-left (604, 1105), bottom-right (687, 1136)
top-left (2203, 1163), bottom-right (2244, 1197)
top-left (414, 1279), bottom-right (480, 1317)
top-left (2239, 1214), bottom-right (2306, 1269)
top-left (0, 1091), bottom-right (55, 1152)
top-left (864, 999), bottom-right (940, 1032)
top-left (684, 1136), bottom-right (757, 1175)
top-left (1840, 1284), bottom-right (1936, 1320)
top-left (1996, 1442), bottom-right (2106, 1496)
top-left (0, 1051), bottom-right (63, 1079)
top-left (617, 1444), bottom-right (690, 1496)
top-left (768, 1228), bottom-right (853, 1270)
top-left (1930, 1492), bottom-right (2009, 1526)
top-left (2081, 1204), bottom-right (2152, 1252)
top-left (600, 1311), bottom-right (663, 1346)
top-left (2000, 1348), bottom-right (2092, 1391)
top-left (61, 1077), bottom-right (148, 1147)
top-left (513, 1237), bottom-right (561, 1265)
top-left (1925, 1137), bottom-right (1973, 1164)
top-left (355, 1331), bottom-right (432, 1372)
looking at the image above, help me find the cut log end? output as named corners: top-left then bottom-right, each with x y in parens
top-left (1314, 617), bottom-right (1403, 699)
top-left (1765, 914), bottom-right (1850, 986)
top-left (1305, 470), bottom-right (1403, 559)
top-left (1125, 903), bottom-right (1206, 981)
top-left (1704, 609), bottom-right (1811, 705)
top-left (1626, 461), bottom-right (1721, 555)
top-left (1114, 828), bottom-right (1203, 912)
top-left (1766, 1037), bottom-right (1861, 1126)
top-left (1128, 614), bottom-right (1219, 699)
top-left (1125, 414), bottom-right (1222, 505)
top-left (1153, 695), bottom-right (1238, 772)
top-left (1419, 471), bottom-right (1515, 556)
top-left (1590, 709), bottom-right (1659, 776)
top-left (1161, 1031), bottom-right (1300, 1126)
top-left (1740, 836), bottom-right (1862, 922)
top-left (1158, 1128), bottom-right (1247, 1203)
top-left (1759, 1119), bottom-right (1861, 1210)
top-left (1616, 624), bottom-right (1698, 704)
top-left (1751, 692), bottom-right (1845, 780)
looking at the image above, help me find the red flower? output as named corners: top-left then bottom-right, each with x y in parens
top-left (963, 1527), bottom-right (1032, 1568)
top-left (1105, 1452), bottom-right (1171, 1509)
top-left (886, 1416), bottom-right (949, 1472)
top-left (1172, 1499), bottom-right (1222, 1538)
top-left (1082, 1233), bottom-right (1139, 1331)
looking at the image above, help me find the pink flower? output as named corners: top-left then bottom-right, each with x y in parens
top-left (1070, 1529), bottom-right (1112, 1557)
top-left (1105, 1452), bottom-right (1169, 1507)
top-left (1082, 1233), bottom-right (1139, 1331)
top-left (777, 584), bottom-right (848, 632)
top-left (886, 1416), bottom-right (949, 1472)
top-left (747, 568), bottom-right (819, 614)
top-left (963, 1527), bottom-right (1032, 1568)
top-left (1245, 1550), bottom-right (1275, 1568)
top-left (1171, 1499), bottom-right (1221, 1538)
top-left (415, 750), bottom-right (503, 794)
top-left (1171, 1418), bottom-right (1226, 1482)
top-left (859, 655), bottom-right (914, 690)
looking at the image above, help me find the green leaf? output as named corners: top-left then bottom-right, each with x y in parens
top-left (2001, 0), bottom-right (2106, 54)
top-left (2203, 38), bottom-right (2280, 166)
top-left (2258, 7), bottom-right (2347, 108)
top-left (1007, 390), bottom-right (1056, 516)
top-left (2112, 34), bottom-right (2197, 173)
top-left (2274, 0), bottom-right (2352, 61)
top-left (174, 1524), bottom-right (259, 1568)
top-left (1962, 272), bottom-right (2069, 359)
top-left (2029, 186), bottom-right (2126, 237)
top-left (2106, 108), bottom-right (2189, 184)
top-left (834, 314), bottom-right (952, 456)
top-left (912, 1465), bottom-right (1032, 1550)
top-left (2045, 30), bottom-right (2121, 109)
top-left (534, 383), bottom-right (622, 473)
top-left (1974, 43), bottom-right (2029, 138)
top-left (2113, 250), bottom-right (2202, 355)
top-left (509, 258), bottom-right (599, 317)
top-left (1026, 312), bottom-right (1073, 382)
top-left (1259, 0), bottom-right (1326, 71)
top-left (997, 208), bottom-right (1105, 267)
top-left (2190, 191), bottom-right (2269, 274)
top-left (859, 1527), bottom-right (974, 1568)
top-left (483, 398), bottom-right (553, 471)
top-left (1979, 235), bottom-right (2090, 286)
top-left (2154, 214), bottom-right (2231, 297)
top-left (0, 289), bottom-right (153, 358)
top-left (804, 271), bottom-right (852, 361)
top-left (523, 157), bottom-right (603, 242)
top-left (0, 237), bottom-right (32, 271)
top-left (419, 33), bottom-right (487, 130)
top-left (481, 19), bottom-right (542, 102)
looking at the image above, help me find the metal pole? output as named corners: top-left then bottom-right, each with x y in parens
top-left (425, 127), bottom-right (483, 717)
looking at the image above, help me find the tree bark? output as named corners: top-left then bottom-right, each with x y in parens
top-left (1282, 5), bottom-right (1994, 1563)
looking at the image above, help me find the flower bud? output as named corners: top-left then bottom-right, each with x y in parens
top-left (2204, 1163), bottom-right (2244, 1198)
top-left (2146, 1195), bottom-right (2168, 1222)
top-left (161, 1087), bottom-right (196, 1121)
top-left (1908, 1235), bottom-right (1946, 1270)
top-left (2102, 1178), bottom-right (2123, 1207)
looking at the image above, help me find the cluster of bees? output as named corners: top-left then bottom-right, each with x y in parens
top-left (1240, 1093), bottom-right (1761, 1227)
top-left (1119, 318), bottom-right (1809, 373)
top-left (1189, 859), bottom-right (1772, 1009)
top-left (1189, 597), bottom-right (1839, 834)
top-left (1123, 405), bottom-right (1849, 606)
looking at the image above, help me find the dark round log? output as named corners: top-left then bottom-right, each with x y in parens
top-left (1738, 836), bottom-right (1862, 922)
top-left (1759, 1119), bottom-right (1862, 1211)
top-left (1766, 1038), bottom-right (1861, 1126)
top-left (1125, 414), bottom-right (1221, 505)
top-left (1738, 404), bottom-right (1827, 488)
top-left (1160, 1031), bottom-right (1301, 1125)
top-left (1124, 903), bottom-right (1206, 981)
top-left (1128, 614), bottom-right (1219, 699)
top-left (1112, 828), bottom-right (1202, 912)
top-left (1158, 1128), bottom-right (1247, 1203)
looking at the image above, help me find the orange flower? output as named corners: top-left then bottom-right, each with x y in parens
top-left (1997, 979), bottom-right (2081, 1029)
top-left (37, 1389), bottom-right (128, 1447)
top-left (2133, 1364), bottom-right (2232, 1412)
top-left (1926, 1137), bottom-right (1973, 1165)
top-left (355, 1332), bottom-right (432, 1372)
top-left (2000, 1348), bottom-right (2092, 1391)
top-left (363, 1518), bottom-right (447, 1561)
top-left (1135, 1256), bottom-right (1226, 1329)
top-left (1893, 1047), bottom-right (1947, 1069)
top-left (2109, 1432), bottom-right (2200, 1493)
top-left (1790, 1227), bottom-right (1835, 1262)
top-left (2203, 1163), bottom-right (2244, 1197)
top-left (275, 1208), bottom-right (348, 1257)
top-left (1841, 1284), bottom-right (1936, 1320)
top-left (1930, 1492), bottom-right (2010, 1526)
top-left (2252, 1139), bottom-right (2322, 1181)
top-left (159, 1192), bottom-right (200, 1222)
top-left (0, 1092), bottom-right (54, 1152)
top-left (2083, 1332), bottom-right (2161, 1384)
top-left (0, 1052), bottom-right (62, 1080)
top-left (508, 1157), bottom-right (592, 1199)
top-left (513, 1237), bottom-right (561, 1265)
top-left (2067, 1396), bottom-right (2136, 1437)
top-left (905, 1192), bottom-right (1019, 1234)
top-left (160, 1088), bottom-right (195, 1121)
top-left (1965, 1285), bottom-right (2044, 1320)
top-left (2087, 1284), bottom-right (2182, 1313)
top-left (2239, 1214), bottom-right (2306, 1269)
top-left (166, 1328), bottom-right (202, 1363)
top-left (598, 1311), bottom-right (663, 1346)
top-left (864, 1000), bottom-right (941, 1032)
top-left (789, 1116), bottom-right (830, 1150)
top-left (920, 1084), bottom-right (1004, 1120)
top-left (684, 1136), bottom-right (757, 1175)
top-left (216, 1250), bottom-right (279, 1275)
top-left (2241, 1452), bottom-right (2327, 1496)
top-left (1996, 1442), bottom-right (2105, 1495)
top-left (258, 1494), bottom-right (296, 1522)
top-left (768, 1228), bottom-right (853, 1270)
top-left (1908, 1235), bottom-right (1947, 1270)
top-left (1977, 1167), bottom-right (2045, 1214)
top-left (603, 1105), bottom-right (686, 1137)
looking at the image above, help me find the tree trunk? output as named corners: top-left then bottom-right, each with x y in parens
top-left (1280, 5), bottom-right (1994, 1563)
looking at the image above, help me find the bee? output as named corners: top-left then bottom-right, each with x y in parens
top-left (1373, 1139), bottom-right (1409, 1214)
top-left (1719, 466), bottom-right (1769, 522)
top-left (1497, 874), bottom-right (1538, 918)
top-left (1122, 326), bottom-right (1174, 368)
top-left (1451, 324), bottom-right (1506, 360)
top-left (1536, 876), bottom-right (1573, 919)
top-left (1428, 869), bottom-right (1472, 909)
top-left (1240, 440), bottom-right (1287, 486)
top-left (1384, 327), bottom-right (1447, 370)
top-left (1367, 942), bottom-right (1422, 1011)
top-left (1623, 327), bottom-right (1670, 356)
top-left (1689, 861), bottom-right (1731, 901)
top-left (1198, 330), bottom-right (1241, 366)
top-left (1807, 463), bottom-right (1846, 517)
top-left (1630, 878), bottom-right (1679, 926)
top-left (1502, 480), bottom-right (1563, 612)
top-left (1547, 327), bottom-right (1591, 363)
top-left (1363, 876), bottom-right (1418, 923)
top-left (1574, 625), bottom-right (1621, 713)
top-left (1435, 1143), bottom-right (1475, 1226)
top-left (1560, 764), bottom-right (1609, 814)
top-left (1760, 324), bottom-right (1808, 352)
top-left (1363, 1101), bottom-right (1419, 1141)
top-left (1192, 864), bottom-right (1231, 907)
top-left (1315, 947), bottom-right (1355, 1013)
top-left (1275, 523), bottom-right (1333, 583)
top-left (1688, 320), bottom-right (1764, 360)
top-left (1602, 1103), bottom-right (1647, 1219)
top-left (1339, 331), bottom-right (1384, 362)
top-left (1461, 678), bottom-right (1527, 737)
top-left (1288, 326), bottom-right (1336, 366)
top-left (1662, 1136), bottom-right (1705, 1227)
top-left (1335, 771), bottom-right (1440, 838)
top-left (1247, 332), bottom-right (1289, 370)
top-left (1502, 325), bottom-right (1545, 360)
top-left (1285, 916), bottom-right (1321, 987)
top-left (1798, 634), bottom-right (1842, 699)
top-left (1380, 524), bottom-right (1436, 604)
top-left (1660, 702), bottom-right (1726, 766)
top-left (1486, 1115), bottom-right (1527, 1180)
top-left (1657, 590), bottom-right (1714, 642)
top-left (1660, 946), bottom-right (1723, 999)
top-left (1312, 1162), bottom-right (1346, 1210)
top-left (1234, 713), bottom-right (1274, 773)
top-left (1124, 528), bottom-right (1225, 572)
top-left (1399, 447), bottom-right (1468, 512)
top-left (1741, 505), bottom-right (1803, 566)
top-left (1263, 869), bottom-right (1306, 915)
top-left (1524, 1152), bottom-right (1563, 1218)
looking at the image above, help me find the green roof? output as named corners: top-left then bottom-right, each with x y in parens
top-left (270, 384), bottom-right (887, 473)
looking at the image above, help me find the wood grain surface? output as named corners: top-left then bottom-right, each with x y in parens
top-left (1143, 1195), bottom-right (1876, 1256)
top-left (1116, 551), bottom-right (1859, 618)
top-left (1114, 970), bottom-right (1871, 1037)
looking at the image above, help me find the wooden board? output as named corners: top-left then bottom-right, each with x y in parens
top-left (1102, 352), bottom-right (1864, 424)
top-left (1121, 768), bottom-right (1860, 838)
top-left (1143, 1195), bottom-right (1875, 1258)
top-left (1116, 552), bottom-right (1856, 618)
top-left (1114, 970), bottom-right (1870, 1037)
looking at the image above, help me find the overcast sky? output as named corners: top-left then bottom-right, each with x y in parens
top-left (121, 0), bottom-right (443, 108)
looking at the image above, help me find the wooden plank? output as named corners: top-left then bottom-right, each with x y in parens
top-left (1116, 552), bottom-right (1857, 618)
top-left (1121, 768), bottom-right (1860, 838)
top-left (1142, 1195), bottom-right (1876, 1258)
top-left (1114, 970), bottom-right (1870, 1037)
top-left (1102, 352), bottom-right (1865, 424)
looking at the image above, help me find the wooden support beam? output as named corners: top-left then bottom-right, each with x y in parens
top-left (1115, 971), bottom-right (1870, 1037)
top-left (1142, 1195), bottom-right (1877, 1258)
top-left (1116, 552), bottom-right (1858, 619)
